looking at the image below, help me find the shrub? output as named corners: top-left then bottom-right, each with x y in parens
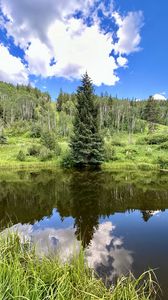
top-left (17, 150), bottom-right (26, 161)
top-left (111, 139), bottom-right (126, 147)
top-left (39, 147), bottom-right (53, 161)
top-left (28, 144), bottom-right (41, 156)
top-left (54, 141), bottom-right (61, 156)
top-left (61, 152), bottom-right (74, 168)
top-left (157, 141), bottom-right (168, 150)
top-left (41, 131), bottom-right (56, 150)
top-left (104, 142), bottom-right (117, 161)
top-left (30, 124), bottom-right (42, 138)
top-left (145, 134), bottom-right (168, 145)
top-left (136, 137), bottom-right (146, 145)
top-left (0, 134), bottom-right (7, 144)
top-left (123, 148), bottom-right (138, 160)
top-left (157, 156), bottom-right (168, 169)
top-left (8, 120), bottom-right (30, 136)
top-left (137, 163), bottom-right (156, 171)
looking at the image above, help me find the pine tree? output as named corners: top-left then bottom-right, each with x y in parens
top-left (71, 73), bottom-right (104, 167)
top-left (144, 96), bottom-right (160, 132)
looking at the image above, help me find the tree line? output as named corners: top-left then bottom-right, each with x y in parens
top-left (0, 75), bottom-right (168, 166)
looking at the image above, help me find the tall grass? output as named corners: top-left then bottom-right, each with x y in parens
top-left (0, 233), bottom-right (158, 300)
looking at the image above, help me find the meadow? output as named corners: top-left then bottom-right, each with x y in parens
top-left (0, 125), bottom-right (168, 171)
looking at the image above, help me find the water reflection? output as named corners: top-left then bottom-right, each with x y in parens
top-left (3, 219), bottom-right (133, 283)
top-left (85, 221), bottom-right (133, 282)
top-left (0, 170), bottom-right (168, 298)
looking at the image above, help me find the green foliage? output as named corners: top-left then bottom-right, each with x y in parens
top-left (0, 233), bottom-right (157, 300)
top-left (0, 80), bottom-right (168, 170)
top-left (145, 133), bottom-right (168, 145)
top-left (28, 144), bottom-right (41, 156)
top-left (157, 156), bottom-right (168, 169)
top-left (0, 134), bottom-right (7, 144)
top-left (71, 73), bottom-right (104, 167)
top-left (30, 123), bottom-right (42, 138)
top-left (104, 142), bottom-right (117, 161)
top-left (41, 131), bottom-right (56, 150)
top-left (54, 141), bottom-right (61, 156)
top-left (61, 152), bottom-right (74, 168)
top-left (143, 96), bottom-right (161, 130)
top-left (157, 141), bottom-right (168, 149)
top-left (17, 150), bottom-right (26, 161)
top-left (39, 147), bottom-right (53, 161)
top-left (111, 139), bottom-right (126, 147)
top-left (124, 148), bottom-right (138, 160)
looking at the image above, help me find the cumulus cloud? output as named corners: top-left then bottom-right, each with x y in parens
top-left (0, 0), bottom-right (96, 48)
top-left (0, 44), bottom-right (29, 84)
top-left (152, 94), bottom-right (167, 101)
top-left (113, 11), bottom-right (144, 55)
top-left (117, 56), bottom-right (128, 67)
top-left (0, 0), bottom-right (144, 86)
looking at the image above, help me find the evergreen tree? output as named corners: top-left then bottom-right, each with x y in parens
top-left (70, 73), bottom-right (104, 167)
top-left (144, 96), bottom-right (160, 132)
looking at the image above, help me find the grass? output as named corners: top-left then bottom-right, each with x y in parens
top-left (0, 233), bottom-right (158, 300)
top-left (0, 124), bottom-right (168, 171)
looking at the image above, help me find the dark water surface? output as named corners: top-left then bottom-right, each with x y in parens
top-left (0, 169), bottom-right (168, 298)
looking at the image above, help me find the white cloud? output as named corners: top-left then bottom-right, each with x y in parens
top-left (49, 19), bottom-right (119, 85)
top-left (0, 44), bottom-right (29, 84)
top-left (152, 94), bottom-right (167, 101)
top-left (113, 11), bottom-right (143, 55)
top-left (117, 56), bottom-right (128, 67)
top-left (0, 0), bottom-right (144, 86)
top-left (0, 0), bottom-right (95, 48)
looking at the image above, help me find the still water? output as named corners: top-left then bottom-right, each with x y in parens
top-left (0, 169), bottom-right (168, 298)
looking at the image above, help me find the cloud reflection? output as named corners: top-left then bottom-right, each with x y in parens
top-left (3, 220), bottom-right (133, 280)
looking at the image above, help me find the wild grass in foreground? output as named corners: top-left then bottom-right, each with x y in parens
top-left (0, 234), bottom-right (158, 300)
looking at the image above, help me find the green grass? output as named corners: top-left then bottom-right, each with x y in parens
top-left (0, 233), bottom-right (158, 300)
top-left (0, 125), bottom-right (168, 171)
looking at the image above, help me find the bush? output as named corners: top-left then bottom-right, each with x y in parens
top-left (17, 150), bottom-right (26, 161)
top-left (137, 163), bottom-right (156, 171)
top-left (0, 134), bottom-right (7, 144)
top-left (41, 131), bottom-right (56, 150)
top-left (136, 137), bottom-right (146, 145)
top-left (104, 142), bottom-right (117, 161)
top-left (157, 141), bottom-right (168, 150)
top-left (61, 152), bottom-right (74, 168)
top-left (39, 147), bottom-right (53, 161)
top-left (28, 144), bottom-right (41, 156)
top-left (111, 139), bottom-right (126, 147)
top-left (8, 120), bottom-right (30, 136)
top-left (157, 156), bottom-right (168, 169)
top-left (30, 124), bottom-right (42, 138)
top-left (145, 134), bottom-right (168, 145)
top-left (54, 141), bottom-right (61, 156)
top-left (123, 148), bottom-right (138, 160)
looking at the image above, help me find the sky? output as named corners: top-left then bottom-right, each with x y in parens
top-left (0, 0), bottom-right (168, 100)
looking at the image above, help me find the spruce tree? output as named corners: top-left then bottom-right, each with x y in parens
top-left (71, 73), bottom-right (104, 167)
top-left (144, 96), bottom-right (160, 132)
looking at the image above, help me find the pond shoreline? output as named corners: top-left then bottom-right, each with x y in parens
top-left (0, 160), bottom-right (168, 172)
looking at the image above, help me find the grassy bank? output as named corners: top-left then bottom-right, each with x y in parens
top-left (0, 233), bottom-right (157, 300)
top-left (0, 125), bottom-right (168, 171)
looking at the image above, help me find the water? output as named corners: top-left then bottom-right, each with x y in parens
top-left (0, 169), bottom-right (168, 298)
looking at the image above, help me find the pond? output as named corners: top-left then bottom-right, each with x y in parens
top-left (0, 169), bottom-right (168, 299)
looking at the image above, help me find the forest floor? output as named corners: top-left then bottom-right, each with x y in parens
top-left (0, 124), bottom-right (168, 171)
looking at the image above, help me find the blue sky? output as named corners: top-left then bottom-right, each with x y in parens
top-left (0, 0), bottom-right (167, 100)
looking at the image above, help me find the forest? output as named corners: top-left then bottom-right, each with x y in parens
top-left (0, 79), bottom-right (168, 170)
